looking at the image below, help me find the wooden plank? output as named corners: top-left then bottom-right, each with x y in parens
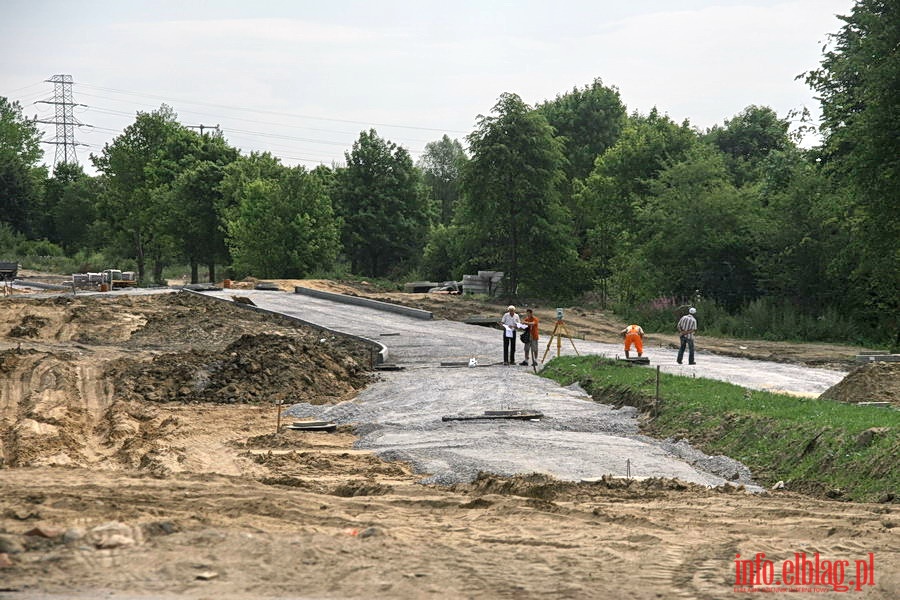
top-left (441, 410), bottom-right (543, 422)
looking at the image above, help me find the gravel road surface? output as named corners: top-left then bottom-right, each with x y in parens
top-left (202, 289), bottom-right (845, 488)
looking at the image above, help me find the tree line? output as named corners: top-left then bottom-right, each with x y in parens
top-left (1, 0), bottom-right (896, 347)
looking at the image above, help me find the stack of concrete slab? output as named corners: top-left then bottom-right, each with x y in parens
top-left (856, 352), bottom-right (900, 363)
top-left (72, 272), bottom-right (106, 288)
top-left (462, 271), bottom-right (504, 296)
top-left (403, 281), bottom-right (440, 293)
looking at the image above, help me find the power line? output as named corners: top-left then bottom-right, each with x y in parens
top-left (4, 81), bottom-right (47, 95)
top-left (77, 101), bottom-right (428, 155)
top-left (75, 91), bottom-right (442, 145)
top-left (75, 81), bottom-right (468, 134)
top-left (20, 77), bottom-right (457, 171)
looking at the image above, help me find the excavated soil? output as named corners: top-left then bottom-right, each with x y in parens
top-left (0, 285), bottom-right (897, 599)
top-left (820, 362), bottom-right (900, 406)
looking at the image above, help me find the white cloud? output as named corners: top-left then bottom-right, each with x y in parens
top-left (1, 0), bottom-right (853, 169)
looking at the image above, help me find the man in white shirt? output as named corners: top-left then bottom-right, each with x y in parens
top-left (499, 305), bottom-right (521, 365)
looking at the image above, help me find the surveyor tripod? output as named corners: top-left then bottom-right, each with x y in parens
top-left (541, 319), bottom-right (580, 363)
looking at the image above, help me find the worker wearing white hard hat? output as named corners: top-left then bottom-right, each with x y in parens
top-left (676, 308), bottom-right (698, 365)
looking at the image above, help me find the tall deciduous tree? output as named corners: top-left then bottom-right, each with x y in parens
top-left (0, 97), bottom-right (45, 236)
top-left (705, 105), bottom-right (792, 187)
top-left (617, 145), bottom-right (761, 308)
top-left (332, 130), bottom-right (429, 277)
top-left (576, 110), bottom-right (699, 300)
top-left (805, 0), bottom-right (900, 346)
top-left (44, 162), bottom-right (99, 253)
top-left (753, 160), bottom-right (852, 312)
top-left (536, 78), bottom-right (627, 181)
top-left (168, 132), bottom-right (239, 282)
top-left (459, 93), bottom-right (582, 298)
top-left (224, 164), bottom-right (341, 279)
top-left (92, 105), bottom-right (196, 282)
top-left (417, 135), bottom-right (467, 226)
top-left (171, 161), bottom-right (227, 283)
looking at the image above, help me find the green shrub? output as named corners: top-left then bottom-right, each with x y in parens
top-left (614, 294), bottom-right (882, 346)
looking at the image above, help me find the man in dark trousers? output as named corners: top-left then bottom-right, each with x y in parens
top-left (499, 305), bottom-right (521, 365)
top-left (676, 307), bottom-right (697, 365)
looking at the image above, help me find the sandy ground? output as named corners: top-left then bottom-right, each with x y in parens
top-left (0, 281), bottom-right (897, 599)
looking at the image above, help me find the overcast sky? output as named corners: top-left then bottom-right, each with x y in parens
top-left (2, 0), bottom-right (854, 174)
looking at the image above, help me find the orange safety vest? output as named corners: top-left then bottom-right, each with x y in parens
top-left (525, 316), bottom-right (539, 339)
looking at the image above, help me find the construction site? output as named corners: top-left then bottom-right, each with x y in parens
top-left (0, 275), bottom-right (897, 599)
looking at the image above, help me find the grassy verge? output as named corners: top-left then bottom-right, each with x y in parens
top-left (541, 356), bottom-right (898, 503)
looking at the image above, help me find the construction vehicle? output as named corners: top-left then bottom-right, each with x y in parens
top-left (0, 261), bottom-right (17, 295)
top-left (0, 261), bottom-right (18, 281)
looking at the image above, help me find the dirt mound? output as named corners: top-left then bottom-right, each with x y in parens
top-left (0, 292), bottom-right (378, 473)
top-left (455, 471), bottom-right (718, 502)
top-left (819, 362), bottom-right (900, 406)
top-left (107, 332), bottom-right (373, 405)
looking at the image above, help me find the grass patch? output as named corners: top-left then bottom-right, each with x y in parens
top-left (541, 356), bottom-right (899, 503)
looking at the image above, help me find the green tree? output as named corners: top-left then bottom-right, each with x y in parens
top-left (92, 105), bottom-right (198, 282)
top-left (576, 110), bottom-right (699, 300)
top-left (0, 97), bottom-right (46, 236)
top-left (225, 165), bottom-right (341, 278)
top-left (417, 134), bottom-right (467, 226)
top-left (171, 161), bottom-right (227, 283)
top-left (332, 130), bottom-right (429, 277)
top-left (753, 160), bottom-right (852, 312)
top-left (168, 131), bottom-right (239, 282)
top-left (459, 93), bottom-right (582, 298)
top-left (617, 145), bottom-right (761, 308)
top-left (421, 223), bottom-right (464, 282)
top-left (805, 0), bottom-right (900, 346)
top-left (536, 78), bottom-right (627, 181)
top-left (44, 162), bottom-right (100, 253)
top-left (705, 105), bottom-right (792, 187)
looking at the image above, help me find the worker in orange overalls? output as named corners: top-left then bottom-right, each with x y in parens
top-left (621, 324), bottom-right (645, 359)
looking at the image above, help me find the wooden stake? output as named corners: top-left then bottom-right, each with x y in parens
top-left (655, 365), bottom-right (661, 418)
top-left (275, 399), bottom-right (283, 434)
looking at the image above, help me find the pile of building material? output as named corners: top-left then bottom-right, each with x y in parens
top-left (462, 271), bottom-right (504, 296)
top-left (72, 270), bottom-right (138, 289)
top-left (72, 272), bottom-right (106, 288)
top-left (403, 280), bottom-right (462, 293)
top-left (856, 351), bottom-right (900, 363)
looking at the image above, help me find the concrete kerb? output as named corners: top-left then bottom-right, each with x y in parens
top-left (185, 289), bottom-right (389, 365)
top-left (12, 279), bottom-right (71, 291)
top-left (294, 286), bottom-right (433, 321)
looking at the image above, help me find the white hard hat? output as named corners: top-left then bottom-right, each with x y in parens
top-left (689, 307), bottom-right (696, 314)
top-left (507, 305), bottom-right (515, 311)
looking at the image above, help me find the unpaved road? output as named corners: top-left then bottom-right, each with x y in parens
top-left (203, 288), bottom-right (844, 488)
top-left (0, 286), bottom-right (897, 599)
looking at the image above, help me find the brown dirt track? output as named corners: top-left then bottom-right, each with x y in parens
top-left (0, 282), bottom-right (897, 599)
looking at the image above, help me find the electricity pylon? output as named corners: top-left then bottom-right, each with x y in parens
top-left (36, 74), bottom-right (86, 167)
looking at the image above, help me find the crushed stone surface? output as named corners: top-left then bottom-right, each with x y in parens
top-left (205, 289), bottom-right (847, 488)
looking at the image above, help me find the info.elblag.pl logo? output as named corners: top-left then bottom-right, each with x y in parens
top-left (733, 552), bottom-right (876, 593)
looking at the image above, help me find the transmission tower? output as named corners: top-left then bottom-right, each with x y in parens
top-left (36, 74), bottom-right (87, 167)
